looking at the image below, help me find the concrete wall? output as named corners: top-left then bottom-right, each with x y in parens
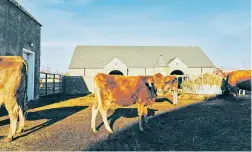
top-left (0, 0), bottom-right (41, 100)
top-left (63, 76), bottom-right (93, 95)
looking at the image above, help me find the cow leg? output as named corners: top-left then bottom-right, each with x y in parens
top-left (143, 106), bottom-right (148, 124)
top-left (100, 106), bottom-right (113, 134)
top-left (172, 91), bottom-right (178, 104)
top-left (143, 106), bottom-right (152, 130)
top-left (16, 106), bottom-right (25, 134)
top-left (137, 103), bottom-right (144, 132)
top-left (91, 103), bottom-right (99, 133)
top-left (4, 101), bottom-right (19, 142)
top-left (91, 89), bottom-right (101, 133)
top-left (235, 90), bottom-right (239, 101)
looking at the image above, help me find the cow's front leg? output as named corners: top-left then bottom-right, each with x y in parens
top-left (143, 106), bottom-right (152, 130)
top-left (137, 103), bottom-right (144, 131)
top-left (171, 90), bottom-right (178, 104)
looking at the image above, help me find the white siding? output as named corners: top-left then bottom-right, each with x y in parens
top-left (68, 69), bottom-right (84, 76)
top-left (128, 68), bottom-right (145, 76)
top-left (146, 68), bottom-right (154, 75)
top-left (85, 69), bottom-right (105, 76)
top-left (202, 68), bottom-right (215, 73)
top-left (187, 68), bottom-right (202, 75)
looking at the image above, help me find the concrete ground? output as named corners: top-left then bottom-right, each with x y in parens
top-left (0, 93), bottom-right (250, 151)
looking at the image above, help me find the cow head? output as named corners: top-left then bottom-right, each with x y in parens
top-left (151, 73), bottom-right (165, 96)
top-left (163, 75), bottom-right (177, 93)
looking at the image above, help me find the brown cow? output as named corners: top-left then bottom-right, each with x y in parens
top-left (163, 75), bottom-right (178, 104)
top-left (0, 56), bottom-right (27, 142)
top-left (221, 70), bottom-right (251, 101)
top-left (91, 73), bottom-right (163, 133)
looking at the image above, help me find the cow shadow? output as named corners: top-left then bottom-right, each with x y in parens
top-left (28, 94), bottom-right (86, 109)
top-left (85, 97), bottom-right (251, 151)
top-left (155, 97), bottom-right (173, 104)
top-left (0, 94), bottom-right (85, 119)
top-left (96, 108), bottom-right (158, 132)
top-left (13, 106), bottom-right (87, 141)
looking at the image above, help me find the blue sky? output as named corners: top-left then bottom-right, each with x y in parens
top-left (19, 0), bottom-right (251, 73)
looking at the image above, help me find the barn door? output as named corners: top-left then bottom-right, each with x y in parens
top-left (22, 49), bottom-right (35, 101)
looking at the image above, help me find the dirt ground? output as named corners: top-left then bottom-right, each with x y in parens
top-left (0, 93), bottom-right (251, 151)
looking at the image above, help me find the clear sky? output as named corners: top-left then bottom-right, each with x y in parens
top-left (19, 0), bottom-right (251, 73)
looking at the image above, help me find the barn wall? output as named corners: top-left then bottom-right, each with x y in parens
top-left (128, 68), bottom-right (145, 76)
top-left (146, 68), bottom-right (154, 75)
top-left (0, 0), bottom-right (41, 100)
top-left (187, 68), bottom-right (202, 75)
top-left (85, 68), bottom-right (105, 76)
top-left (202, 68), bottom-right (215, 73)
top-left (68, 69), bottom-right (84, 76)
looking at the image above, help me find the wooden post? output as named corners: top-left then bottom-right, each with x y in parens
top-left (45, 73), bottom-right (48, 95)
top-left (53, 74), bottom-right (55, 94)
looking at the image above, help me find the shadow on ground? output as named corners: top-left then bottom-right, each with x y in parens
top-left (14, 106), bottom-right (88, 141)
top-left (0, 94), bottom-right (85, 118)
top-left (0, 94), bottom-right (86, 126)
top-left (96, 108), bottom-right (158, 131)
top-left (85, 95), bottom-right (251, 151)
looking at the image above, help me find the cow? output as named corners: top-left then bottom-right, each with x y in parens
top-left (91, 73), bottom-right (164, 133)
top-left (0, 56), bottom-right (27, 142)
top-left (221, 70), bottom-right (251, 101)
top-left (163, 75), bottom-right (178, 104)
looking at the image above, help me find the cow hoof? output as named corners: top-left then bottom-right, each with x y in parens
top-left (108, 130), bottom-right (114, 134)
top-left (16, 129), bottom-right (24, 135)
top-left (2, 137), bottom-right (12, 143)
top-left (139, 127), bottom-right (145, 132)
top-left (92, 129), bottom-right (98, 133)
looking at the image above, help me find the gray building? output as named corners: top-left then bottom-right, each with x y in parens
top-left (68, 45), bottom-right (216, 93)
top-left (0, 0), bottom-right (42, 101)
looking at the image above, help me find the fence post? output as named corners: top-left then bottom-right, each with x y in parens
top-left (53, 74), bottom-right (55, 94)
top-left (45, 73), bottom-right (48, 95)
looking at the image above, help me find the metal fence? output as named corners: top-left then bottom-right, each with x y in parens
top-left (39, 72), bottom-right (64, 96)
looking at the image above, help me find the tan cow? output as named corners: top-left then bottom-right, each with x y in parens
top-left (91, 73), bottom-right (164, 133)
top-left (0, 56), bottom-right (27, 142)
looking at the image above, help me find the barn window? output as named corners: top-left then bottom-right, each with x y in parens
top-left (109, 70), bottom-right (123, 75)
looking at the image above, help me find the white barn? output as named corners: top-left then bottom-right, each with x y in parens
top-left (68, 45), bottom-right (216, 93)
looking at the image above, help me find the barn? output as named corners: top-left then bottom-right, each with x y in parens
top-left (68, 45), bottom-right (216, 94)
top-left (0, 0), bottom-right (42, 101)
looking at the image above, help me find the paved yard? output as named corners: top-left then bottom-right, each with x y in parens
top-left (0, 93), bottom-right (250, 151)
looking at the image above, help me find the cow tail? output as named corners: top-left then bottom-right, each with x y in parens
top-left (22, 60), bottom-right (28, 117)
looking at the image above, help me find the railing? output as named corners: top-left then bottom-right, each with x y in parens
top-left (39, 72), bottom-right (64, 96)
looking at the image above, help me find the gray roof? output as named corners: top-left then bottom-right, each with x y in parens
top-left (8, 0), bottom-right (42, 26)
top-left (69, 46), bottom-right (215, 69)
top-left (155, 55), bottom-right (168, 67)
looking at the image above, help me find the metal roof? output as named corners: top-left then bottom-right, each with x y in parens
top-left (69, 45), bottom-right (216, 69)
